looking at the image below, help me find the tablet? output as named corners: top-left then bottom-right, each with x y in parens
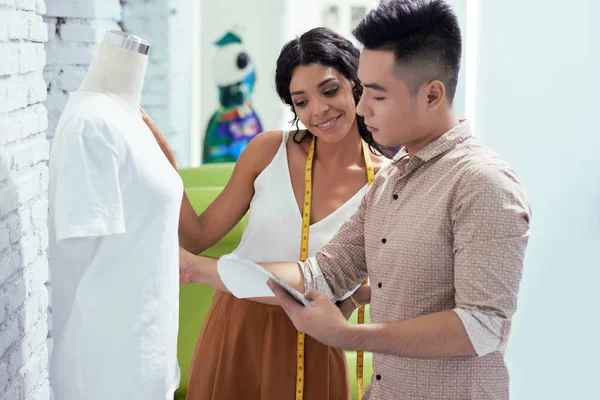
top-left (263, 268), bottom-right (315, 307)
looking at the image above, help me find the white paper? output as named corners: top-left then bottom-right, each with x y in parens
top-left (217, 254), bottom-right (314, 306)
top-left (217, 254), bottom-right (275, 298)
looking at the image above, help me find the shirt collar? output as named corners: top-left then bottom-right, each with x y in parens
top-left (392, 120), bottom-right (473, 165)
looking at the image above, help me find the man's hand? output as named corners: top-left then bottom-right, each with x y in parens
top-left (267, 279), bottom-right (351, 349)
top-left (140, 107), bottom-right (177, 169)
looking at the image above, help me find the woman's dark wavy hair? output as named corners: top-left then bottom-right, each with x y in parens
top-left (275, 27), bottom-right (382, 154)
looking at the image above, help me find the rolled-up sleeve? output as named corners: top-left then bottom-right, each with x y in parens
top-left (452, 163), bottom-right (531, 355)
top-left (301, 192), bottom-right (370, 301)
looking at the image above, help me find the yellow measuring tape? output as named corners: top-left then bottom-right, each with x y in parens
top-left (355, 275), bottom-right (369, 399)
top-left (296, 136), bottom-right (375, 400)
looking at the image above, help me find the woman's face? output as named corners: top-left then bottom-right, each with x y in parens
top-left (289, 64), bottom-right (357, 144)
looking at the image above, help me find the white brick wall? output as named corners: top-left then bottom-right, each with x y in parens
top-left (121, 0), bottom-right (175, 139)
top-left (0, 0), bottom-right (51, 398)
top-left (3, 1), bottom-right (168, 398)
top-left (43, 0), bottom-right (121, 138)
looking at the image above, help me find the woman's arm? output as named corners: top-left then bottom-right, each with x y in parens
top-left (179, 250), bottom-right (304, 306)
top-left (141, 109), bottom-right (282, 254)
top-left (179, 248), bottom-right (372, 312)
top-left (181, 132), bottom-right (284, 254)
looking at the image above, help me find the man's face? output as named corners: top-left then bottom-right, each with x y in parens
top-left (356, 49), bottom-right (426, 149)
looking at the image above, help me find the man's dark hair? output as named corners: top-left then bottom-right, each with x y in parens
top-left (353, 0), bottom-right (462, 103)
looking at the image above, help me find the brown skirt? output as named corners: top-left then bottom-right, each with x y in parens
top-left (186, 291), bottom-right (350, 400)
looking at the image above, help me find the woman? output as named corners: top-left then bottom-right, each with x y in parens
top-left (145, 27), bottom-right (387, 400)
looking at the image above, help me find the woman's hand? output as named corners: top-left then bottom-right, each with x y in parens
top-left (338, 284), bottom-right (371, 320)
top-left (179, 247), bottom-right (202, 285)
top-left (353, 284), bottom-right (371, 306)
top-left (140, 107), bottom-right (177, 169)
top-left (339, 298), bottom-right (358, 320)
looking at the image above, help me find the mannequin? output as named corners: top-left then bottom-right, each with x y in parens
top-left (58, 31), bottom-right (150, 256)
top-left (48, 30), bottom-right (183, 400)
top-left (79, 30), bottom-right (149, 112)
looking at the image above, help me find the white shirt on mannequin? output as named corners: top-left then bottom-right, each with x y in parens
top-left (48, 89), bottom-right (183, 400)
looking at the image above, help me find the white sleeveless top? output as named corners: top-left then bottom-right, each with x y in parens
top-left (231, 131), bottom-right (368, 264)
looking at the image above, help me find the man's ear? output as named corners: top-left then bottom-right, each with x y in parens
top-left (425, 80), bottom-right (446, 110)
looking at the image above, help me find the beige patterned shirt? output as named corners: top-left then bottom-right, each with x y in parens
top-left (301, 121), bottom-right (531, 399)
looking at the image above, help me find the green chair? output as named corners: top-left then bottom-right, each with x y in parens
top-left (346, 350), bottom-right (373, 398)
top-left (184, 187), bottom-right (248, 252)
top-left (178, 163), bottom-right (235, 188)
top-left (347, 306), bottom-right (374, 399)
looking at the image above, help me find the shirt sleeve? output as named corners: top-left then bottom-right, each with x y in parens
top-left (53, 120), bottom-right (126, 243)
top-left (452, 163), bottom-right (531, 356)
top-left (301, 192), bottom-right (370, 301)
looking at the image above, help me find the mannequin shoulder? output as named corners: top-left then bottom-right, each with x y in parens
top-left (58, 94), bottom-right (127, 143)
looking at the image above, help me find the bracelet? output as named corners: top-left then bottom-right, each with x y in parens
top-left (349, 295), bottom-right (363, 309)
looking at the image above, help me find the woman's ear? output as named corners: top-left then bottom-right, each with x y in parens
top-left (352, 81), bottom-right (361, 95)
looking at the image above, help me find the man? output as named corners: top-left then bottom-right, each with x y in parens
top-left (183, 0), bottom-right (531, 398)
top-left (271, 0), bottom-right (531, 397)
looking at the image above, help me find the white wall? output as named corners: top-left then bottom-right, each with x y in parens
top-left (168, 0), bottom-right (194, 167)
top-left (121, 0), bottom-right (175, 142)
top-left (118, 0), bottom-right (194, 167)
top-left (473, 1), bottom-right (599, 398)
top-left (43, 0), bottom-right (121, 138)
top-left (0, 0), bottom-right (51, 398)
top-left (445, 0), bottom-right (466, 119)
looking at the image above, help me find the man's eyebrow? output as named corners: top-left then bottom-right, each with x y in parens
top-left (363, 82), bottom-right (388, 92)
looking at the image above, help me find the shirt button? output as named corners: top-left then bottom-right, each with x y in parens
top-left (376, 374), bottom-right (382, 380)
top-left (381, 238), bottom-right (387, 244)
top-left (392, 193), bottom-right (398, 200)
top-left (378, 282), bottom-right (382, 288)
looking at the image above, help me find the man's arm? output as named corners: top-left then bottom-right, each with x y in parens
top-left (351, 164), bottom-right (530, 356)
top-left (271, 163), bottom-right (531, 358)
top-left (299, 192), bottom-right (371, 300)
top-left (450, 163), bottom-right (531, 356)
top-left (341, 310), bottom-right (476, 357)
top-left (346, 164), bottom-right (530, 357)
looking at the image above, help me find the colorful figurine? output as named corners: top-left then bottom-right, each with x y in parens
top-left (202, 31), bottom-right (263, 163)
